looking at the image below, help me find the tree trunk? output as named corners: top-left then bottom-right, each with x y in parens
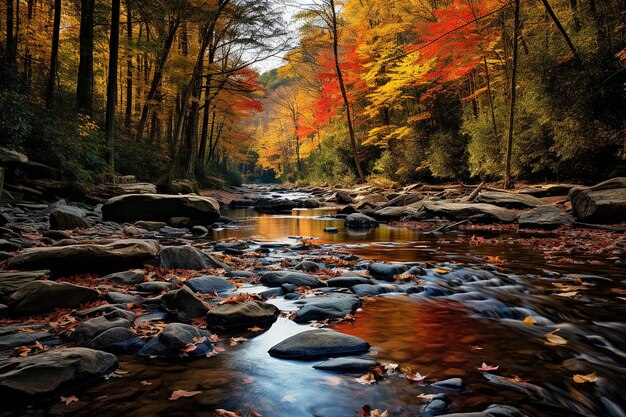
top-left (124, 0), bottom-right (133, 129)
top-left (540, 0), bottom-right (581, 63)
top-left (136, 17), bottom-right (179, 140)
top-left (329, 0), bottom-right (365, 182)
top-left (6, 0), bottom-right (15, 68)
top-left (45, 0), bottom-right (61, 108)
top-left (504, 0), bottom-right (520, 189)
top-left (105, 0), bottom-right (121, 175)
top-left (77, 0), bottom-right (95, 114)
top-left (483, 56), bottom-right (498, 143)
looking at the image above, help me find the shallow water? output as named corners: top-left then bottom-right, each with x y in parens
top-left (9, 205), bottom-right (626, 417)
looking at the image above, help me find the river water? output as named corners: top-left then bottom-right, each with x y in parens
top-left (14, 205), bottom-right (626, 417)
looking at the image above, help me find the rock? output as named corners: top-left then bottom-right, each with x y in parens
top-left (518, 206), bottom-right (574, 229)
top-left (368, 263), bottom-right (410, 281)
top-left (169, 216), bottom-right (191, 227)
top-left (313, 357), bottom-right (378, 372)
top-left (7, 239), bottom-right (159, 274)
top-left (104, 291), bottom-right (141, 304)
top-left (268, 329), bottom-right (369, 359)
top-left (260, 270), bottom-right (322, 287)
top-left (354, 194), bottom-right (388, 206)
top-left (49, 206), bottom-right (89, 230)
top-left (70, 316), bottom-right (132, 345)
top-left (324, 227), bottom-right (339, 234)
top-left (138, 323), bottom-right (213, 359)
top-left (185, 276), bottom-right (234, 294)
top-left (161, 286), bottom-right (208, 323)
top-left (484, 405), bottom-right (530, 417)
top-left (351, 284), bottom-right (394, 296)
top-left (421, 399), bottom-right (449, 417)
top-left (122, 225), bottom-right (142, 237)
top-left (159, 246), bottom-right (228, 270)
top-left (134, 221), bottom-right (166, 231)
top-left (0, 329), bottom-right (55, 350)
top-left (384, 192), bottom-right (423, 207)
top-left (295, 261), bottom-right (320, 272)
top-left (191, 225), bottom-right (209, 236)
top-left (516, 184), bottom-right (576, 197)
top-left (0, 347), bottom-right (117, 400)
top-left (422, 202), bottom-right (518, 223)
top-left (73, 304), bottom-right (136, 322)
top-left (254, 197), bottom-right (320, 213)
top-left (102, 194), bottom-right (220, 225)
top-left (475, 192), bottom-right (545, 209)
top-left (136, 281), bottom-right (172, 293)
top-left (327, 276), bottom-right (373, 288)
top-left (329, 191), bottom-right (354, 204)
top-left (205, 300), bottom-right (279, 329)
top-left (86, 327), bottom-right (144, 353)
top-left (373, 206), bottom-right (421, 221)
top-left (294, 297), bottom-right (361, 322)
top-left (0, 147), bottom-right (28, 165)
top-left (569, 177), bottom-right (626, 223)
top-left (214, 241), bottom-right (248, 251)
top-left (0, 270), bottom-right (49, 303)
top-left (8, 281), bottom-right (99, 315)
top-left (169, 179), bottom-right (198, 194)
top-left (431, 378), bottom-right (465, 390)
top-left (345, 213), bottom-right (379, 229)
top-left (99, 269), bottom-right (145, 285)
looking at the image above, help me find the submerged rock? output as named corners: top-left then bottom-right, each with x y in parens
top-left (138, 323), bottom-right (213, 358)
top-left (268, 329), bottom-right (369, 359)
top-left (205, 300), bottom-right (279, 329)
top-left (8, 281), bottom-right (99, 315)
top-left (313, 357), bottom-right (378, 372)
top-left (0, 347), bottom-right (118, 400)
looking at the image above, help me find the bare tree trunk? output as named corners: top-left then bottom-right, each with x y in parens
top-left (105, 0), bottom-right (121, 175)
top-left (329, 0), bottom-right (365, 182)
top-left (124, 0), bottom-right (133, 129)
top-left (540, 0), bottom-right (581, 63)
top-left (77, 0), bottom-right (95, 114)
top-left (6, 0), bottom-right (15, 68)
top-left (504, 0), bottom-right (520, 189)
top-left (45, 0), bottom-right (61, 108)
top-left (483, 56), bottom-right (499, 143)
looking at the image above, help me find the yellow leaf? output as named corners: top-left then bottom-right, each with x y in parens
top-left (572, 372), bottom-right (598, 383)
top-left (169, 390), bottom-right (201, 400)
top-left (544, 329), bottom-right (567, 346)
top-left (523, 316), bottom-right (536, 325)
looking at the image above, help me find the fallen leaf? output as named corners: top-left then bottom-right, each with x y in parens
top-left (544, 329), bottom-right (567, 346)
top-left (248, 326), bottom-right (264, 332)
top-left (210, 334), bottom-right (221, 343)
top-left (355, 372), bottom-right (377, 385)
top-left (169, 389), bottom-right (202, 400)
top-left (382, 363), bottom-right (399, 373)
top-left (557, 291), bottom-right (579, 298)
top-left (229, 337), bottom-right (248, 346)
top-left (572, 372), bottom-right (598, 383)
top-left (60, 395), bottom-right (79, 405)
top-left (523, 316), bottom-right (536, 325)
top-left (477, 362), bottom-right (499, 371)
top-left (434, 268), bottom-right (450, 275)
top-left (371, 410), bottom-right (389, 417)
top-left (180, 343), bottom-right (198, 354)
top-left (192, 336), bottom-right (207, 344)
top-left (416, 393), bottom-right (436, 402)
top-left (469, 345), bottom-right (483, 351)
top-left (214, 410), bottom-right (242, 417)
top-left (140, 380), bottom-right (152, 386)
top-left (404, 371), bottom-right (428, 382)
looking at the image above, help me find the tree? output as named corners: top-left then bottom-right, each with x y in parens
top-left (105, 0), bottom-right (121, 174)
top-left (504, 0), bottom-right (520, 189)
top-left (45, 0), bottom-right (61, 108)
top-left (77, 0), bottom-right (95, 114)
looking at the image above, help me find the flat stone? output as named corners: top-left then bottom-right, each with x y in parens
top-left (0, 270), bottom-right (49, 303)
top-left (351, 284), bottom-right (394, 296)
top-left (136, 281), bottom-right (172, 293)
top-left (518, 206), bottom-right (574, 229)
top-left (73, 304), bottom-right (135, 321)
top-left (268, 329), bottom-right (369, 359)
top-left (327, 276), bottom-right (373, 288)
top-left (260, 271), bottom-right (322, 287)
top-left (422, 202), bottom-right (518, 223)
top-left (295, 261), bottom-right (320, 272)
top-left (138, 323), bottom-right (213, 359)
top-left (294, 297), bottom-right (361, 323)
top-left (102, 194), bottom-right (221, 225)
top-left (99, 269), bottom-right (145, 285)
top-left (476, 192), bottom-right (545, 209)
top-left (313, 357), bottom-right (378, 372)
top-left (8, 281), bottom-right (99, 315)
top-left (7, 239), bottom-right (159, 274)
top-left (368, 263), bottom-right (410, 281)
top-left (159, 246), bottom-right (228, 270)
top-left (134, 221), bottom-right (166, 231)
top-left (185, 276), bottom-right (234, 294)
top-left (0, 347), bottom-right (117, 400)
top-left (0, 331), bottom-right (54, 350)
top-left (205, 300), bottom-right (279, 329)
top-left (104, 291), bottom-right (141, 304)
top-left (431, 377), bottom-right (465, 390)
top-left (373, 206), bottom-right (421, 220)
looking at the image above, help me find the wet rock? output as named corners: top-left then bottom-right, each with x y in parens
top-left (351, 284), bottom-right (394, 296)
top-left (518, 206), bottom-right (574, 229)
top-left (161, 286), bottom-right (208, 323)
top-left (345, 213), bottom-right (379, 229)
top-left (483, 373), bottom-right (551, 403)
top-left (136, 281), bottom-right (172, 294)
top-left (294, 297), bottom-right (361, 323)
top-left (368, 262), bottom-right (410, 280)
top-left (0, 347), bottom-right (118, 400)
top-left (328, 191), bottom-right (354, 204)
top-left (327, 276), bottom-right (373, 288)
top-left (205, 300), bottom-right (279, 329)
top-left (324, 227), bottom-right (339, 234)
top-left (73, 304), bottom-right (136, 322)
top-left (49, 206), bottom-right (89, 230)
top-left (269, 329), bottom-right (369, 359)
top-left (214, 241), bottom-right (248, 251)
top-left (0, 239), bottom-right (25, 252)
top-left (422, 202), bottom-right (518, 223)
top-left (102, 193), bottom-right (221, 225)
top-left (422, 399), bottom-right (449, 417)
top-left (138, 323), bottom-right (213, 358)
top-left (159, 246), bottom-right (228, 270)
top-left (191, 225), bottom-right (209, 236)
top-left (260, 270), bottom-right (323, 287)
top-left (70, 316), bottom-right (132, 345)
top-left (431, 378), bottom-right (464, 390)
top-left (313, 357), bottom-right (378, 372)
top-left (569, 177), bottom-right (626, 223)
top-left (7, 239), bottom-right (159, 274)
top-left (87, 327), bottom-right (144, 353)
top-left (8, 281), bottom-right (99, 315)
top-left (0, 330), bottom-right (55, 350)
top-left (475, 192), bottom-right (545, 209)
top-left (104, 291), bottom-right (142, 304)
top-left (99, 269), bottom-right (145, 285)
top-left (295, 261), bottom-right (320, 272)
top-left (186, 276), bottom-right (234, 295)
top-left (0, 270), bottom-right (49, 303)
top-left (373, 206), bottom-right (421, 221)
top-left (484, 405), bottom-right (530, 417)
top-left (134, 221), bottom-right (166, 231)
top-left (43, 230), bottom-right (71, 240)
top-left (254, 197), bottom-right (320, 213)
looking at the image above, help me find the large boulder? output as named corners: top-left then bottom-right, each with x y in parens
top-left (8, 281), bottom-right (99, 315)
top-left (7, 239), bottom-right (159, 274)
top-left (138, 323), bottom-right (213, 359)
top-left (268, 329), bottom-right (369, 359)
top-left (86, 327), bottom-right (144, 353)
top-left (475, 192), bottom-right (545, 209)
top-left (161, 286), bottom-right (209, 323)
top-left (49, 206), bottom-right (89, 230)
top-left (205, 300), bottom-right (279, 329)
top-left (0, 347), bottom-right (118, 401)
top-left (159, 246), bottom-right (228, 270)
top-left (102, 194), bottom-right (220, 225)
top-left (368, 263), bottom-right (410, 281)
top-left (70, 316), bottom-right (133, 345)
top-left (345, 213), bottom-right (379, 229)
top-left (260, 270), bottom-right (322, 287)
top-left (0, 270), bottom-right (49, 303)
top-left (422, 202), bottom-right (518, 223)
top-left (518, 206), bottom-right (574, 229)
top-left (569, 177), bottom-right (626, 223)
top-left (294, 297), bottom-right (361, 323)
